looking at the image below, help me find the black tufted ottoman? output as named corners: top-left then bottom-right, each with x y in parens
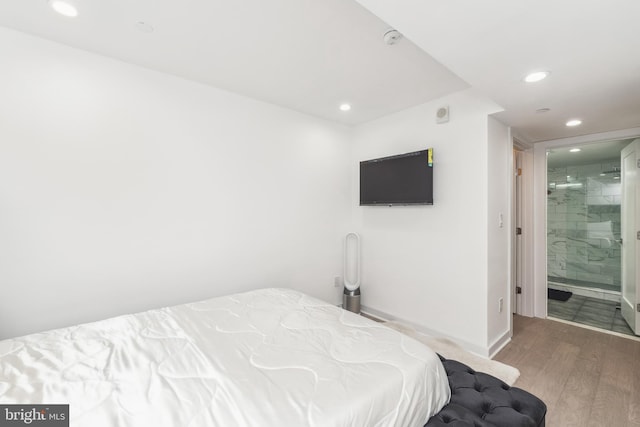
top-left (425, 355), bottom-right (546, 427)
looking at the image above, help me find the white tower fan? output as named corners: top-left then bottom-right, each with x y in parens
top-left (342, 232), bottom-right (361, 313)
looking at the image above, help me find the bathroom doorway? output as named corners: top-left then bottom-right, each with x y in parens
top-left (546, 138), bottom-right (635, 335)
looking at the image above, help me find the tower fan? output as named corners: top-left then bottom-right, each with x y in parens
top-left (342, 232), bottom-right (361, 314)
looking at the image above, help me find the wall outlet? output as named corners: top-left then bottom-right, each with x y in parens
top-left (334, 276), bottom-right (342, 287)
top-left (498, 298), bottom-right (504, 313)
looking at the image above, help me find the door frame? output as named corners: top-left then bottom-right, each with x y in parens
top-left (512, 137), bottom-right (534, 317)
top-left (530, 127), bottom-right (640, 319)
top-left (621, 140), bottom-right (640, 333)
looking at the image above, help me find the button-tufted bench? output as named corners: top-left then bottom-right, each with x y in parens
top-left (425, 355), bottom-right (546, 427)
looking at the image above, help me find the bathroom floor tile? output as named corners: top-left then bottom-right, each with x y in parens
top-left (548, 294), bottom-right (636, 337)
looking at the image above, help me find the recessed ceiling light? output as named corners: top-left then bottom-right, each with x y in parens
top-left (339, 103), bottom-right (351, 112)
top-left (48, 0), bottom-right (78, 17)
top-left (524, 71), bottom-right (549, 83)
top-left (536, 108), bottom-right (551, 113)
top-left (566, 119), bottom-right (582, 127)
top-left (569, 148), bottom-right (581, 153)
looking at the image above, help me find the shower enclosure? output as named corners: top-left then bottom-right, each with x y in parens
top-left (547, 158), bottom-right (622, 294)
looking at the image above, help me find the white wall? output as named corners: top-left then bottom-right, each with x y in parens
top-left (0, 27), bottom-right (514, 354)
top-left (351, 89), bottom-right (504, 355)
top-left (0, 27), bottom-right (352, 339)
top-left (486, 116), bottom-right (511, 355)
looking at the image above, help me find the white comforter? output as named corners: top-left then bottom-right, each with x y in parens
top-left (0, 288), bottom-right (450, 426)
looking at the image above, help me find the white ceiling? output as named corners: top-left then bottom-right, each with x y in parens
top-left (547, 138), bottom-right (633, 168)
top-left (355, 0), bottom-right (640, 142)
top-left (1, 0), bottom-right (639, 142)
top-left (0, 0), bottom-right (467, 125)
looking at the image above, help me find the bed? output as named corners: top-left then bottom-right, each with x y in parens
top-left (0, 288), bottom-right (451, 426)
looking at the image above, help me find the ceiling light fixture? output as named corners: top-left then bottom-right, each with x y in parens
top-left (524, 71), bottom-right (549, 83)
top-left (536, 108), bottom-right (551, 113)
top-left (48, 0), bottom-right (78, 17)
top-left (339, 103), bottom-right (351, 112)
top-left (566, 119), bottom-right (582, 127)
top-left (569, 148), bottom-right (581, 153)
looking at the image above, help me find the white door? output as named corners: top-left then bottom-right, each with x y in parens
top-left (621, 139), bottom-right (640, 335)
top-left (513, 149), bottom-right (524, 314)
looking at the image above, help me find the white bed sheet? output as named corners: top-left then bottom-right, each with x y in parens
top-left (0, 288), bottom-right (450, 426)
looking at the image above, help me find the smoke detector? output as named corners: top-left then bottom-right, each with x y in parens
top-left (383, 29), bottom-right (403, 45)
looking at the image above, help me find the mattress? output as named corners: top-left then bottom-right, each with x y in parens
top-left (0, 288), bottom-right (450, 426)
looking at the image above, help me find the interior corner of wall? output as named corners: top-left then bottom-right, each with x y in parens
top-left (487, 329), bottom-right (511, 358)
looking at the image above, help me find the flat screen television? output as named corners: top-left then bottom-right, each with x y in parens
top-left (360, 148), bottom-right (433, 206)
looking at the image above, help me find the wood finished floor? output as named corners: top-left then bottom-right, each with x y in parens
top-left (494, 315), bottom-right (640, 427)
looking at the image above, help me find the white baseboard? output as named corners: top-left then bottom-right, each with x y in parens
top-left (488, 329), bottom-right (511, 359)
top-left (361, 305), bottom-right (491, 357)
top-left (359, 306), bottom-right (392, 322)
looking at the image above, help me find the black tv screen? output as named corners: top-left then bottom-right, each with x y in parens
top-left (360, 149), bottom-right (433, 206)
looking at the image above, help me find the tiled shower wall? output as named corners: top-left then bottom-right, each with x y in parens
top-left (547, 160), bottom-right (621, 292)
